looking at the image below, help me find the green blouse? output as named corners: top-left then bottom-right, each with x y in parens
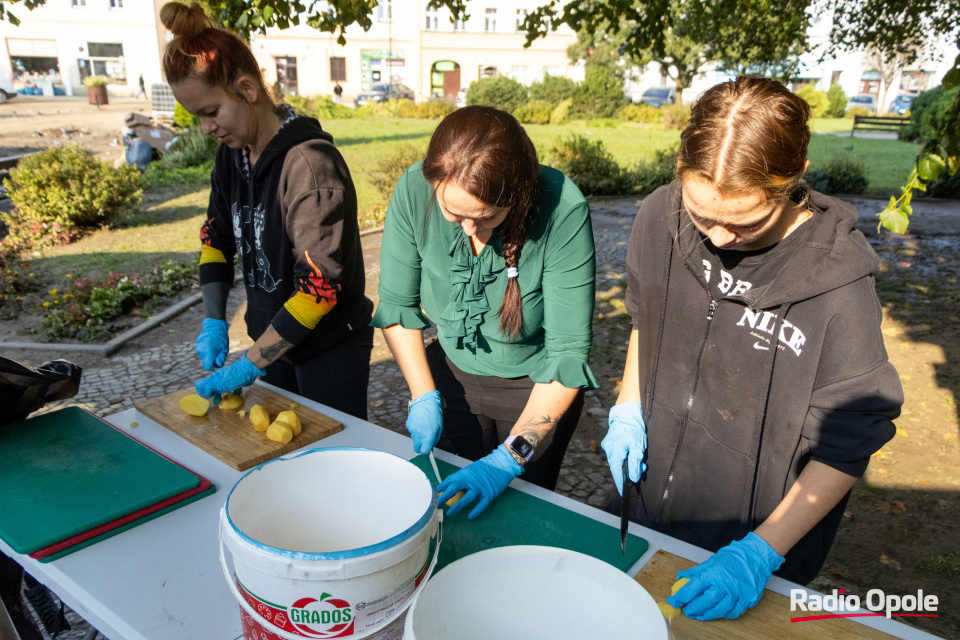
top-left (371, 162), bottom-right (598, 389)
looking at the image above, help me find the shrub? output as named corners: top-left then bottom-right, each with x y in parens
top-left (661, 103), bottom-right (692, 130)
top-left (619, 103), bottom-right (661, 123)
top-left (847, 107), bottom-right (873, 117)
top-left (633, 146), bottom-right (678, 194)
top-left (546, 134), bottom-right (634, 196)
top-left (2, 145), bottom-right (142, 252)
top-left (549, 98), bottom-right (573, 125)
top-left (926, 167), bottom-right (960, 199)
top-left (355, 98), bottom-right (411, 118)
top-left (173, 102), bottom-right (197, 129)
top-left (804, 154), bottom-right (869, 194)
top-left (163, 126), bottom-right (218, 168)
top-left (366, 143), bottom-right (428, 209)
top-left (825, 84), bottom-right (848, 118)
top-left (466, 77), bottom-right (529, 113)
top-left (529, 75), bottom-right (578, 104)
top-left (572, 66), bottom-right (626, 118)
top-left (82, 75), bottom-right (109, 87)
top-left (514, 100), bottom-right (554, 124)
top-left (141, 161), bottom-right (213, 188)
top-left (288, 95), bottom-right (354, 120)
top-left (796, 86), bottom-right (828, 118)
top-left (899, 85), bottom-right (959, 144)
top-left (397, 100), bottom-right (457, 119)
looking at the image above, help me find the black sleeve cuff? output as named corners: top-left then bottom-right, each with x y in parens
top-left (199, 262), bottom-right (235, 286)
top-left (272, 306), bottom-right (312, 347)
top-left (810, 454), bottom-right (870, 478)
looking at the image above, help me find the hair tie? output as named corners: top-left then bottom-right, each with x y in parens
top-left (507, 267), bottom-right (519, 278)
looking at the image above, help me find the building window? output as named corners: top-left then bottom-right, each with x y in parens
top-left (453, 17), bottom-right (465, 31)
top-left (377, 0), bottom-right (393, 22)
top-left (485, 8), bottom-right (496, 32)
top-left (330, 56), bottom-right (346, 82)
top-left (515, 9), bottom-right (527, 32)
top-left (425, 7), bottom-right (439, 30)
top-left (109, 0), bottom-right (123, 8)
top-left (85, 42), bottom-right (126, 82)
top-left (71, 0), bottom-right (85, 7)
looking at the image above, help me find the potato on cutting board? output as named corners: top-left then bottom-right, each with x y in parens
top-left (276, 410), bottom-right (302, 436)
top-left (250, 405), bottom-right (270, 431)
top-left (219, 392), bottom-right (244, 410)
top-left (178, 395), bottom-right (209, 417)
top-left (266, 420), bottom-right (293, 444)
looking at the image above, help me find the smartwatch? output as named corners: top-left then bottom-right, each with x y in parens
top-left (504, 435), bottom-right (535, 465)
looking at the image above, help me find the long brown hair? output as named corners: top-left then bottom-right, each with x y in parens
top-left (159, 1), bottom-right (273, 105)
top-left (422, 106), bottom-right (540, 339)
top-left (677, 76), bottom-right (811, 208)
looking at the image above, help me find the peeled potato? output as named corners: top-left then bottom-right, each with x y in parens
top-left (657, 577), bottom-right (690, 620)
top-left (219, 392), bottom-right (244, 410)
top-left (250, 405), bottom-right (270, 431)
top-left (266, 420), bottom-right (294, 444)
top-left (179, 394), bottom-right (209, 417)
top-left (276, 410), bottom-right (302, 436)
top-left (444, 490), bottom-right (467, 508)
top-left (670, 577), bottom-right (690, 596)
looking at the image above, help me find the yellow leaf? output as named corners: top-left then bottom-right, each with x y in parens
top-left (896, 429), bottom-right (909, 438)
top-left (899, 374), bottom-right (911, 381)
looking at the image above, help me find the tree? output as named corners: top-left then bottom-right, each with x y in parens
top-left (863, 46), bottom-right (919, 114)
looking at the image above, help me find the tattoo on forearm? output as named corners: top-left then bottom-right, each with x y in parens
top-left (259, 338), bottom-right (293, 363)
top-left (516, 413), bottom-right (559, 448)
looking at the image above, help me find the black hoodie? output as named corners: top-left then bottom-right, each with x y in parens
top-left (199, 112), bottom-right (372, 363)
top-left (624, 182), bottom-right (902, 584)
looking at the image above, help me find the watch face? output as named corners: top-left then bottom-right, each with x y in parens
top-left (510, 436), bottom-right (533, 458)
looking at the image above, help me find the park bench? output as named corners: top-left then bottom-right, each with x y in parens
top-left (850, 114), bottom-right (910, 136)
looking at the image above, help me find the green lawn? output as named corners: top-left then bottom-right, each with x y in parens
top-left (21, 117), bottom-right (919, 295)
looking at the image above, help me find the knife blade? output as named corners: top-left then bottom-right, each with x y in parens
top-left (620, 457), bottom-right (632, 556)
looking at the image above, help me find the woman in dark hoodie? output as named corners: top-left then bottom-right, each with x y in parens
top-left (603, 76), bottom-right (903, 620)
top-left (161, 2), bottom-right (373, 417)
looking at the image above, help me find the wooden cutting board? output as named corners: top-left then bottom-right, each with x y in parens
top-left (136, 386), bottom-right (342, 471)
top-left (634, 550), bottom-right (898, 639)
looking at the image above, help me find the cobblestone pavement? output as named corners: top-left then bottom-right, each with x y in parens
top-left (15, 204), bottom-right (638, 640)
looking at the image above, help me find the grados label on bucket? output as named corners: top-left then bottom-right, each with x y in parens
top-left (236, 554), bottom-right (429, 639)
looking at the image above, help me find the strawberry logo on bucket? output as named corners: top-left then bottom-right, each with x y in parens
top-left (289, 594), bottom-right (354, 638)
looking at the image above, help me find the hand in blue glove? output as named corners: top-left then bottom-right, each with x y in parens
top-left (195, 354), bottom-right (266, 404)
top-left (601, 401), bottom-right (647, 495)
top-left (195, 318), bottom-right (230, 371)
top-left (436, 444), bottom-right (523, 520)
top-left (666, 532), bottom-right (785, 621)
top-left (406, 390), bottom-right (443, 455)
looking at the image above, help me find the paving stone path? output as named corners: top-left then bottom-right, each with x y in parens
top-left (22, 205), bottom-right (639, 639)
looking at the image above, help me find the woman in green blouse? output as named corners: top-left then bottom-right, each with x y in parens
top-left (372, 106), bottom-right (597, 519)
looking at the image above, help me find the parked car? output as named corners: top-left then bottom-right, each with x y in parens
top-left (637, 86), bottom-right (676, 108)
top-left (354, 83), bottom-right (415, 106)
top-left (0, 79), bottom-right (17, 104)
top-left (890, 94), bottom-right (916, 115)
top-left (846, 94), bottom-right (877, 113)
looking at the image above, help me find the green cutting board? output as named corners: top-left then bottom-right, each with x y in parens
top-left (0, 407), bottom-right (200, 554)
top-left (410, 455), bottom-right (648, 574)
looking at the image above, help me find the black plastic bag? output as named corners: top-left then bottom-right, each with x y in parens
top-left (0, 356), bottom-right (82, 426)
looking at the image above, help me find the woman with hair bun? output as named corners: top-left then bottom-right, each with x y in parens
top-left (159, 3), bottom-right (373, 417)
top-left (373, 106), bottom-right (597, 519)
top-left (604, 76), bottom-right (902, 620)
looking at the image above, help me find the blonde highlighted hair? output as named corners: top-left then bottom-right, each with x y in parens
top-left (677, 76), bottom-right (811, 207)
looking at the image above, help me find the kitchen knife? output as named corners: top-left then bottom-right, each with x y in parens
top-left (620, 457), bottom-right (632, 556)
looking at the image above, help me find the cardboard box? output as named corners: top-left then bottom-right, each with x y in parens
top-left (124, 112), bottom-right (176, 152)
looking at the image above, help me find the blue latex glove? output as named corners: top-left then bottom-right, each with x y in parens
top-left (195, 355), bottom-right (266, 404)
top-left (601, 401), bottom-right (647, 495)
top-left (195, 318), bottom-right (230, 371)
top-left (436, 444), bottom-right (523, 520)
top-left (666, 532), bottom-right (785, 621)
top-left (406, 390), bottom-right (443, 455)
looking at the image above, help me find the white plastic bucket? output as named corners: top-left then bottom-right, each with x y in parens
top-left (403, 546), bottom-right (669, 640)
top-left (220, 447), bottom-right (442, 640)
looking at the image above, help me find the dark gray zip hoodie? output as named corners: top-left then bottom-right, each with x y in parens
top-left (199, 113), bottom-right (373, 363)
top-left (624, 182), bottom-right (902, 584)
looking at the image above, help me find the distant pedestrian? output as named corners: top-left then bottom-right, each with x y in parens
top-left (333, 81), bottom-right (343, 104)
top-left (136, 73), bottom-right (146, 100)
